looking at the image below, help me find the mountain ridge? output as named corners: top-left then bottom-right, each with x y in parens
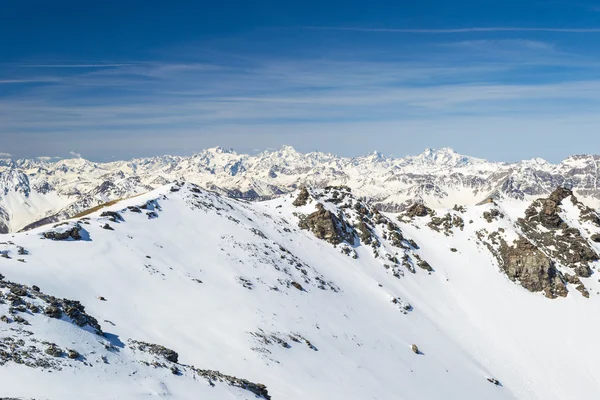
top-left (0, 146), bottom-right (599, 233)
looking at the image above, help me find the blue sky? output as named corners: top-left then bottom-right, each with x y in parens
top-left (2, 0), bottom-right (600, 162)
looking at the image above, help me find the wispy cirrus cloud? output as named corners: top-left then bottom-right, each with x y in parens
top-left (305, 26), bottom-right (600, 33)
top-left (2, 36), bottom-right (600, 161)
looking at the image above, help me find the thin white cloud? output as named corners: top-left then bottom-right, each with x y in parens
top-left (305, 26), bottom-right (600, 33)
top-left (0, 152), bottom-right (12, 157)
top-left (21, 63), bottom-right (135, 68)
top-left (69, 151), bottom-right (82, 158)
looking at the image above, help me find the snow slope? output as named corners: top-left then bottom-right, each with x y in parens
top-left (1, 182), bottom-right (600, 399)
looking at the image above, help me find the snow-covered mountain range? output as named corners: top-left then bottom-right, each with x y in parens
top-left (1, 146), bottom-right (599, 233)
top-left (2, 182), bottom-right (600, 399)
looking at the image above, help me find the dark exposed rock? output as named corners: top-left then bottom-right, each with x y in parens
top-left (10, 286), bottom-right (28, 297)
top-left (405, 203), bottom-right (431, 218)
top-left (498, 237), bottom-right (567, 299)
top-left (127, 206), bottom-right (142, 213)
top-left (591, 233), bottom-right (600, 243)
top-left (189, 367), bottom-right (271, 399)
top-left (101, 223), bottom-right (114, 230)
top-left (42, 224), bottom-right (83, 241)
top-left (45, 306), bottom-right (62, 319)
top-left (517, 187), bottom-right (599, 280)
top-left (291, 281), bottom-right (304, 291)
top-left (129, 340), bottom-right (179, 363)
top-left (428, 213), bottom-right (464, 234)
top-left (483, 209), bottom-right (504, 223)
top-left (292, 186), bottom-right (310, 207)
top-left (299, 203), bottom-right (355, 245)
top-left (67, 349), bottom-right (80, 359)
top-left (44, 345), bottom-right (63, 358)
top-left (411, 344), bottom-right (419, 354)
top-left (100, 211), bottom-right (122, 222)
top-left (487, 377), bottom-right (500, 386)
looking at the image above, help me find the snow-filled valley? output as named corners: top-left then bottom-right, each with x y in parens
top-left (2, 181), bottom-right (600, 399)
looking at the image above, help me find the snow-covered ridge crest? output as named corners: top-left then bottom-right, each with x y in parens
top-left (1, 146), bottom-right (600, 233)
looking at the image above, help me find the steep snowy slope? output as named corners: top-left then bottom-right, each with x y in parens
top-left (2, 183), bottom-right (600, 399)
top-left (2, 146), bottom-right (600, 233)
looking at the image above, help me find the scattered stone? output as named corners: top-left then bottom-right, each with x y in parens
top-left (101, 223), bottom-right (114, 230)
top-left (411, 344), bottom-right (419, 354)
top-left (487, 377), bottom-right (500, 386)
top-left (291, 281), bottom-right (304, 291)
top-left (45, 345), bottom-right (64, 358)
top-left (100, 211), bottom-right (122, 222)
top-left (129, 340), bottom-right (179, 363)
top-left (45, 306), bottom-right (62, 319)
top-left (483, 209), bottom-right (504, 223)
top-left (67, 349), bottom-right (80, 359)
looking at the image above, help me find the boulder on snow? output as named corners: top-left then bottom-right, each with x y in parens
top-left (411, 344), bottom-right (420, 354)
top-left (100, 210), bottom-right (122, 222)
top-left (487, 377), bottom-right (500, 386)
top-left (42, 223), bottom-right (83, 241)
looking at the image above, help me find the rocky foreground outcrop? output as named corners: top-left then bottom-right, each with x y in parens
top-left (298, 203), bottom-right (355, 245)
top-left (293, 186), bottom-right (431, 279)
top-left (517, 187), bottom-right (599, 280)
top-left (498, 237), bottom-right (567, 299)
top-left (477, 186), bottom-right (600, 298)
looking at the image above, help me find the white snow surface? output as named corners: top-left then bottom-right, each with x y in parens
top-left (1, 183), bottom-right (600, 399)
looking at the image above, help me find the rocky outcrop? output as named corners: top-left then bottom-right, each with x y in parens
top-left (299, 204), bottom-right (355, 245)
top-left (128, 340), bottom-right (178, 362)
top-left (428, 213), bottom-right (464, 235)
top-left (42, 223), bottom-right (83, 241)
top-left (498, 237), bottom-right (567, 299)
top-left (292, 187), bottom-right (310, 207)
top-left (405, 203), bottom-right (432, 218)
top-left (517, 187), bottom-right (599, 279)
